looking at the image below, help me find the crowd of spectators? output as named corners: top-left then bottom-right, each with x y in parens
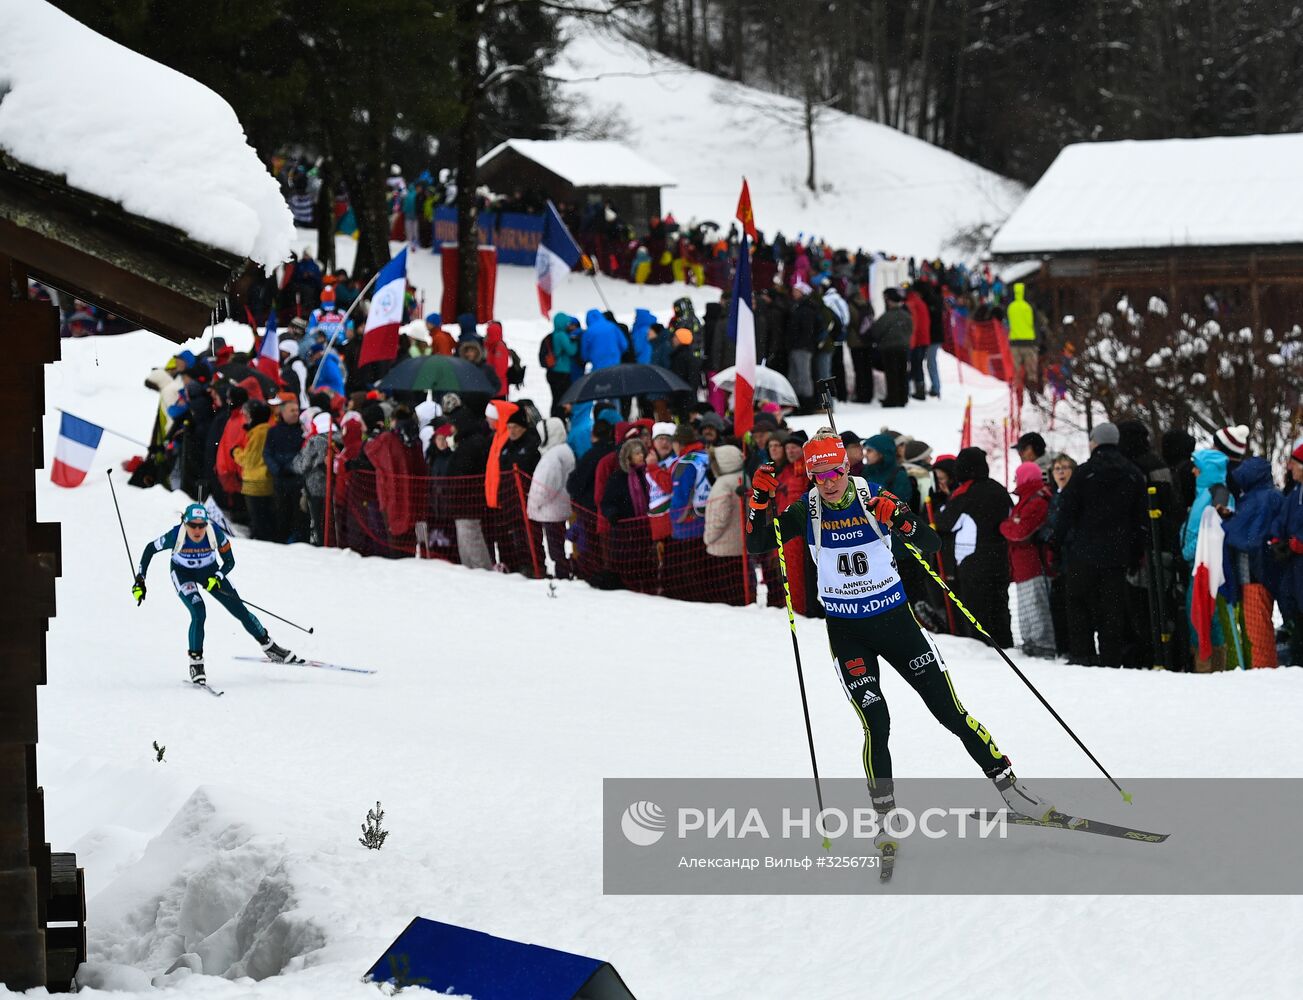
top-left (141, 284), bottom-right (1302, 672)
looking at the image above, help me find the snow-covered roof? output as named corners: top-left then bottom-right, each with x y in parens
top-left (478, 139), bottom-right (677, 189)
top-left (0, 0), bottom-right (294, 267)
top-left (990, 134), bottom-right (1303, 255)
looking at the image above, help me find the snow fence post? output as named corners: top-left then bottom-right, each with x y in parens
top-left (513, 467), bottom-right (542, 579)
top-left (324, 416), bottom-right (335, 548)
top-left (738, 493), bottom-right (752, 606)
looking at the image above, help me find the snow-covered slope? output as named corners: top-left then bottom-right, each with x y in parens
top-left (9, 313), bottom-right (1301, 997)
top-left (552, 26), bottom-right (1025, 258)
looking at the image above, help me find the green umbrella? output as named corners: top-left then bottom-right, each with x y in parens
top-left (376, 355), bottom-right (497, 395)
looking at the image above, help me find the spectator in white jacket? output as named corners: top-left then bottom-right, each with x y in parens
top-left (704, 444), bottom-right (745, 558)
top-left (527, 417), bottom-right (575, 579)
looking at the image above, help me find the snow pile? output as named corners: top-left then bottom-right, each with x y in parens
top-left (479, 138), bottom-right (677, 188)
top-left (991, 134), bottom-right (1303, 254)
top-left (551, 27), bottom-right (1024, 257)
top-left (0, 0), bottom-right (294, 266)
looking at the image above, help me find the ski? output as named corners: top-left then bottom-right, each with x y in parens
top-left (879, 845), bottom-right (896, 883)
top-left (234, 655), bottom-right (377, 676)
top-left (1008, 809), bottom-right (1169, 843)
top-left (183, 681), bottom-right (224, 697)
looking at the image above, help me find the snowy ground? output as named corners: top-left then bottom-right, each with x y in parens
top-left (10, 261), bottom-right (1303, 999)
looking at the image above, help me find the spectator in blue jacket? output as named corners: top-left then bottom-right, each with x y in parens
top-left (669, 423), bottom-right (710, 541)
top-left (547, 312), bottom-right (580, 416)
top-left (630, 308), bottom-right (655, 365)
top-left (581, 308), bottom-right (626, 371)
top-left (1273, 443), bottom-right (1303, 664)
top-left (1223, 456), bottom-right (1284, 667)
top-left (263, 396), bottom-right (305, 543)
top-left (648, 322), bottom-right (672, 370)
top-left (1181, 448), bottom-right (1233, 670)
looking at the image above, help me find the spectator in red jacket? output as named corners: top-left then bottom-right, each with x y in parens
top-left (484, 321), bottom-right (510, 400)
top-left (1000, 461), bottom-right (1055, 657)
top-left (906, 287), bottom-right (932, 401)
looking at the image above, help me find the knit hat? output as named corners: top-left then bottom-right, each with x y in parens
top-left (1090, 422), bottom-right (1120, 446)
top-left (752, 413), bottom-right (779, 432)
top-left (903, 439), bottom-right (933, 465)
top-left (652, 421), bottom-right (676, 439)
top-left (698, 411), bottom-right (725, 432)
top-left (839, 429), bottom-right (862, 447)
top-left (506, 408), bottom-right (531, 428)
top-left (320, 285), bottom-right (335, 304)
top-left (181, 502), bottom-right (208, 525)
top-left (1214, 424), bottom-right (1249, 458)
top-left (434, 423), bottom-right (455, 438)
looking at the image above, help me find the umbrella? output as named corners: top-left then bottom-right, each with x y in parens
top-left (377, 355), bottom-right (497, 396)
top-left (560, 364), bottom-right (692, 405)
top-left (215, 362), bottom-right (278, 397)
top-left (711, 365), bottom-right (799, 407)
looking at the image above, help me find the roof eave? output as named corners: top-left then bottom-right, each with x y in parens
top-left (0, 153), bottom-right (251, 344)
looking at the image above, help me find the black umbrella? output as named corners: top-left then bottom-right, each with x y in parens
top-left (215, 362), bottom-right (278, 396)
top-left (376, 355), bottom-right (497, 396)
top-left (559, 364), bottom-right (692, 405)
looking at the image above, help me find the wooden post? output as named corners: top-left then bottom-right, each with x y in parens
top-left (0, 252), bottom-right (82, 992)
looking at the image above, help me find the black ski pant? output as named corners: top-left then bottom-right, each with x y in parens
top-left (957, 557), bottom-right (1013, 648)
top-left (827, 605), bottom-right (1010, 789)
top-left (1065, 562), bottom-right (1127, 666)
top-left (849, 346), bottom-right (875, 403)
top-left (879, 346), bottom-right (910, 407)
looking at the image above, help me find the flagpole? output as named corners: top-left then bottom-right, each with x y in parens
top-left (55, 409), bottom-right (150, 448)
top-left (308, 267), bottom-right (381, 392)
top-left (586, 268), bottom-right (614, 315)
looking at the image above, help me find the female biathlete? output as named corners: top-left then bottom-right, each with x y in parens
top-left (133, 503), bottom-right (300, 685)
top-left (747, 430), bottom-right (1053, 849)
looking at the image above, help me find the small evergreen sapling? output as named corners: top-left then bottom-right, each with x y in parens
top-left (359, 801), bottom-right (389, 850)
top-left (153, 741), bottom-right (166, 763)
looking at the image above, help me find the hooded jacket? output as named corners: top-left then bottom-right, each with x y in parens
top-left (1273, 479), bottom-right (1303, 616)
top-left (581, 308), bottom-right (626, 371)
top-left (1007, 283), bottom-right (1034, 343)
top-left (1222, 457), bottom-right (1283, 596)
top-left (528, 418), bottom-right (576, 523)
top-left (549, 314), bottom-right (579, 375)
top-left (1181, 449), bottom-right (1232, 564)
top-left (630, 308), bottom-right (655, 366)
top-left (484, 321), bottom-right (510, 398)
top-left (934, 447), bottom-right (1011, 575)
top-left (704, 445), bottom-right (745, 557)
top-left (1000, 461), bottom-right (1052, 583)
top-left (861, 433), bottom-right (912, 499)
top-left (364, 427), bottom-right (428, 535)
top-left (1050, 443), bottom-right (1145, 569)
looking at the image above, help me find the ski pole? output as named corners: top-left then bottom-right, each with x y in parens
top-left (812, 378), bottom-right (1133, 803)
top-left (106, 469), bottom-right (142, 604)
top-left (902, 541), bottom-right (1133, 803)
top-left (774, 516), bottom-right (831, 850)
top-left (236, 596), bottom-right (315, 635)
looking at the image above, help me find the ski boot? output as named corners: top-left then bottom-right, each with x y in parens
top-left (871, 788), bottom-right (900, 852)
top-left (993, 763), bottom-right (1055, 822)
top-left (188, 650), bottom-right (206, 686)
top-left (260, 635), bottom-right (302, 664)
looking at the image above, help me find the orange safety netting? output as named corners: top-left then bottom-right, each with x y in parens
top-left (330, 467), bottom-right (799, 612)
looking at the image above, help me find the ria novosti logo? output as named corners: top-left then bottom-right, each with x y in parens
top-left (621, 800), bottom-right (667, 846)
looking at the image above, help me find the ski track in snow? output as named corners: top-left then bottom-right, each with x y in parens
top-left (11, 250), bottom-right (1303, 999)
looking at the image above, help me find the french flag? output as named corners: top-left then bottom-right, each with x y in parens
top-left (729, 180), bottom-right (757, 439)
top-left (254, 307), bottom-right (282, 383)
top-left (535, 200), bottom-right (583, 318)
top-left (51, 411), bottom-right (103, 488)
top-left (358, 248), bottom-right (409, 367)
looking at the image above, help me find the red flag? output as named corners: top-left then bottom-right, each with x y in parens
top-left (736, 178), bottom-right (757, 242)
top-left (959, 396), bottom-right (972, 449)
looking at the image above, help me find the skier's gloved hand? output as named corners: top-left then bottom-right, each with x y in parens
top-left (1291, 537), bottom-right (1303, 556)
top-left (867, 491), bottom-right (918, 537)
top-left (751, 464), bottom-right (778, 500)
top-left (131, 574), bottom-right (146, 604)
top-left (205, 572), bottom-right (224, 592)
